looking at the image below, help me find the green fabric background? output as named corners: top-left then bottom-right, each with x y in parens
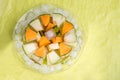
top-left (0, 0), bottom-right (120, 80)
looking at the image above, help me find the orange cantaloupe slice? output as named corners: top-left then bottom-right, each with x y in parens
top-left (59, 43), bottom-right (72, 56)
top-left (46, 23), bottom-right (54, 31)
top-left (52, 36), bottom-right (63, 43)
top-left (39, 36), bottom-right (50, 47)
top-left (40, 14), bottom-right (50, 27)
top-left (35, 46), bottom-right (46, 58)
top-left (62, 21), bottom-right (74, 35)
top-left (25, 27), bottom-right (37, 42)
top-left (46, 21), bottom-right (56, 31)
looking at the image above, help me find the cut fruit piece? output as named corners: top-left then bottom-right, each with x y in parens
top-left (62, 21), bottom-right (74, 35)
top-left (52, 13), bottom-right (65, 27)
top-left (46, 22), bottom-right (56, 31)
top-left (52, 36), bottom-right (63, 43)
top-left (35, 46), bottom-right (47, 58)
top-left (40, 14), bottom-right (50, 27)
top-left (48, 43), bottom-right (59, 51)
top-left (25, 27), bottom-right (37, 42)
top-left (47, 51), bottom-right (60, 64)
top-left (59, 43), bottom-right (72, 56)
top-left (46, 23), bottom-right (53, 31)
top-left (64, 29), bottom-right (76, 42)
top-left (39, 36), bottom-right (50, 47)
top-left (23, 42), bottom-right (38, 55)
top-left (36, 32), bottom-right (41, 41)
top-left (30, 54), bottom-right (39, 61)
top-left (29, 54), bottom-right (43, 64)
top-left (45, 29), bottom-right (56, 40)
top-left (30, 19), bottom-right (44, 31)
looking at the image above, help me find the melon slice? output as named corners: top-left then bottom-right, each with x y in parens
top-left (46, 21), bottom-right (56, 31)
top-left (29, 54), bottom-right (43, 64)
top-left (30, 19), bottom-right (44, 31)
top-left (64, 29), bottom-right (76, 42)
top-left (48, 43), bottom-right (59, 51)
top-left (47, 51), bottom-right (60, 64)
top-left (25, 27), bottom-right (37, 42)
top-left (40, 14), bottom-right (50, 27)
top-left (59, 43), bottom-right (72, 56)
top-left (62, 21), bottom-right (74, 35)
top-left (52, 13), bottom-right (65, 27)
top-left (35, 46), bottom-right (47, 58)
top-left (52, 36), bottom-right (63, 43)
top-left (23, 42), bottom-right (38, 55)
top-left (39, 36), bottom-right (50, 47)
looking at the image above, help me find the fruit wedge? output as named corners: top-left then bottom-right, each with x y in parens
top-left (29, 54), bottom-right (43, 64)
top-left (23, 42), bottom-right (38, 55)
top-left (40, 14), bottom-right (50, 27)
top-left (52, 36), bottom-right (63, 43)
top-left (30, 19), bottom-right (44, 31)
top-left (46, 21), bottom-right (56, 31)
top-left (45, 29), bottom-right (56, 40)
top-left (48, 43), bottom-right (59, 51)
top-left (35, 46), bottom-right (47, 58)
top-left (47, 51), bottom-right (60, 64)
top-left (64, 29), bottom-right (76, 42)
top-left (59, 43), bottom-right (72, 56)
top-left (39, 36), bottom-right (50, 47)
top-left (52, 13), bottom-right (65, 27)
top-left (25, 27), bottom-right (37, 42)
top-left (62, 21), bottom-right (74, 35)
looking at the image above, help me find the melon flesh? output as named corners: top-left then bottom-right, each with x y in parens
top-left (62, 21), bottom-right (74, 35)
top-left (30, 19), bottom-right (44, 31)
top-left (52, 13), bottom-right (65, 27)
top-left (48, 43), bottom-right (59, 51)
top-left (40, 14), bottom-right (50, 27)
top-left (35, 46), bottom-right (48, 59)
top-left (47, 51), bottom-right (60, 64)
top-left (25, 27), bottom-right (37, 42)
top-left (64, 29), bottom-right (76, 43)
top-left (30, 54), bottom-right (43, 64)
top-left (59, 43), bottom-right (72, 56)
top-left (23, 42), bottom-right (38, 55)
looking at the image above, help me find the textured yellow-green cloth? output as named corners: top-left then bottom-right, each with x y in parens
top-left (0, 0), bottom-right (120, 80)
